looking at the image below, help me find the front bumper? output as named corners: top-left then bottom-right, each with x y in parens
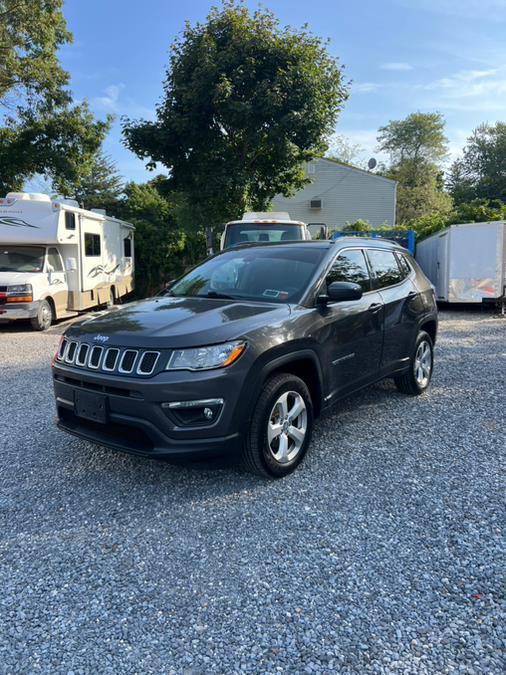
top-left (0, 301), bottom-right (39, 320)
top-left (53, 362), bottom-right (249, 460)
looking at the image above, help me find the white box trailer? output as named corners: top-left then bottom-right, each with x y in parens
top-left (0, 192), bottom-right (135, 330)
top-left (415, 221), bottom-right (506, 304)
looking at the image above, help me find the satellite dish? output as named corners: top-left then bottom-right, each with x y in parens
top-left (368, 157), bottom-right (377, 170)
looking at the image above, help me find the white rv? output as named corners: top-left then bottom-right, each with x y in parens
top-left (0, 192), bottom-right (135, 330)
top-left (415, 221), bottom-right (506, 304)
top-left (220, 212), bottom-right (312, 250)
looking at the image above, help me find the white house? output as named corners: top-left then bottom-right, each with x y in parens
top-left (271, 158), bottom-right (397, 231)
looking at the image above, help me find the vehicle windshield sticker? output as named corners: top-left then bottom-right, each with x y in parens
top-left (0, 217), bottom-right (38, 228)
top-left (263, 289), bottom-right (289, 300)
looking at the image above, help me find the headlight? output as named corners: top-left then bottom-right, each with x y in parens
top-left (6, 284), bottom-right (33, 302)
top-left (166, 340), bottom-right (246, 371)
top-left (7, 284), bottom-right (32, 294)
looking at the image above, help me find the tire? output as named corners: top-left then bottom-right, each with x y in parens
top-left (394, 330), bottom-right (434, 395)
top-left (242, 372), bottom-right (313, 478)
top-left (30, 299), bottom-right (53, 331)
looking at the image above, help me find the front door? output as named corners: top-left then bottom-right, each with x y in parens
top-left (318, 248), bottom-right (384, 399)
top-left (46, 247), bottom-right (68, 315)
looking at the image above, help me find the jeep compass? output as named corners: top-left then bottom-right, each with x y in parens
top-left (52, 239), bottom-right (438, 478)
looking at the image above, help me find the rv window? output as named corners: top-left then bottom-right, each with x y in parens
top-left (123, 237), bottom-right (132, 257)
top-left (47, 248), bottom-right (64, 272)
top-left (65, 212), bottom-right (76, 230)
top-left (85, 233), bottom-right (101, 257)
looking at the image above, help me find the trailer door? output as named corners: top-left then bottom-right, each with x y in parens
top-left (436, 232), bottom-right (449, 301)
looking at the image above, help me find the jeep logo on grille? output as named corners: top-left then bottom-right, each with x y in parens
top-left (93, 335), bottom-right (110, 343)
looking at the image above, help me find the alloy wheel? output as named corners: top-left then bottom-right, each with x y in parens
top-left (267, 391), bottom-right (307, 464)
top-left (414, 340), bottom-right (432, 388)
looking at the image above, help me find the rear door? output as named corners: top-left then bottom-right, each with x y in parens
top-left (365, 248), bottom-right (419, 371)
top-left (319, 248), bottom-right (384, 397)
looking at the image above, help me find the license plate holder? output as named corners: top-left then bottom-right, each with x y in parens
top-left (74, 390), bottom-right (107, 424)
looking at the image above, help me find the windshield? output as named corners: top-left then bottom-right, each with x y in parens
top-left (224, 222), bottom-right (305, 248)
top-left (0, 245), bottom-right (45, 273)
top-left (170, 246), bottom-right (326, 304)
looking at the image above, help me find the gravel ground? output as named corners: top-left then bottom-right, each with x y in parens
top-left (0, 310), bottom-right (504, 674)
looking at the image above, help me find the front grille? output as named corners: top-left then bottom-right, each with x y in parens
top-left (137, 351), bottom-right (159, 375)
top-left (88, 346), bottom-right (103, 369)
top-left (55, 339), bottom-right (162, 378)
top-left (103, 348), bottom-right (120, 371)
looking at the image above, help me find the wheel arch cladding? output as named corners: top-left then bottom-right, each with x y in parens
top-left (262, 353), bottom-right (323, 418)
top-left (420, 319), bottom-right (437, 344)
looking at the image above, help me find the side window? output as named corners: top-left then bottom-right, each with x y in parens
top-left (47, 248), bottom-right (63, 272)
top-left (395, 252), bottom-right (412, 279)
top-left (326, 249), bottom-right (371, 293)
top-left (85, 233), bottom-right (101, 257)
top-left (123, 237), bottom-right (132, 257)
top-left (65, 212), bottom-right (76, 230)
top-left (367, 249), bottom-right (403, 289)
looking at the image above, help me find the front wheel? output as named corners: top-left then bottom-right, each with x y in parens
top-left (242, 373), bottom-right (313, 478)
top-left (30, 299), bottom-right (53, 331)
top-left (394, 331), bottom-right (434, 395)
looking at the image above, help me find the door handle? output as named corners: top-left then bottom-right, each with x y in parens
top-left (368, 303), bottom-right (382, 313)
top-left (407, 291), bottom-right (417, 298)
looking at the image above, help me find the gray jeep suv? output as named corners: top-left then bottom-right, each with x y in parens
top-left (52, 239), bottom-right (438, 478)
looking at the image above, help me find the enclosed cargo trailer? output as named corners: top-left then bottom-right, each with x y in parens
top-left (415, 221), bottom-right (505, 304)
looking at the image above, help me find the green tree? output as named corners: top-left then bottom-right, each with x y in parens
top-left (377, 112), bottom-right (452, 224)
top-left (123, 0), bottom-right (348, 227)
top-left (119, 182), bottom-right (201, 297)
top-left (0, 0), bottom-right (71, 107)
top-left (67, 152), bottom-right (124, 212)
top-left (326, 134), bottom-right (364, 167)
top-left (448, 122), bottom-right (506, 204)
top-left (0, 106), bottom-right (111, 195)
top-left (0, 0), bottom-right (111, 194)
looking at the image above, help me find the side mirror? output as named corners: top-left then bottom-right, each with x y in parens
top-left (318, 281), bottom-right (363, 305)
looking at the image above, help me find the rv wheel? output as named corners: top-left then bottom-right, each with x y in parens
top-left (31, 299), bottom-right (53, 331)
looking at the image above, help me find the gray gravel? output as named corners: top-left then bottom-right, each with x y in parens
top-left (0, 310), bottom-right (504, 674)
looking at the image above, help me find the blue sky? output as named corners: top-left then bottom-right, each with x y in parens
top-left (61, 0), bottom-right (506, 183)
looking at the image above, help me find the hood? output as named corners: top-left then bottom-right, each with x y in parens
top-left (66, 296), bottom-right (291, 348)
top-left (0, 272), bottom-right (41, 286)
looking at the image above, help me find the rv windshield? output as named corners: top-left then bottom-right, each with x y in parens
top-left (0, 246), bottom-right (46, 273)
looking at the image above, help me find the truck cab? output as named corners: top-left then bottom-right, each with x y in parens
top-left (220, 212), bottom-right (311, 250)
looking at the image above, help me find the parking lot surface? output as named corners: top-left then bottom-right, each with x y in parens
top-left (0, 310), bottom-right (504, 673)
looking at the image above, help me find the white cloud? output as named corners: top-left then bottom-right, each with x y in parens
top-left (92, 84), bottom-right (125, 113)
top-left (380, 62), bottom-right (413, 71)
top-left (352, 82), bottom-right (381, 94)
top-left (423, 66), bottom-right (506, 111)
top-left (90, 83), bottom-right (154, 119)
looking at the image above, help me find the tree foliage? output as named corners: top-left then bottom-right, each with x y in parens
top-left (0, 0), bottom-right (71, 108)
top-left (123, 0), bottom-right (348, 225)
top-left (118, 182), bottom-right (204, 297)
top-left (377, 112), bottom-right (452, 224)
top-left (448, 122), bottom-right (506, 204)
top-left (0, 0), bottom-right (111, 194)
top-left (0, 106), bottom-right (111, 195)
top-left (65, 152), bottom-right (123, 211)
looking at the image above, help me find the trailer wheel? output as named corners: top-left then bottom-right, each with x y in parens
top-left (30, 299), bottom-right (53, 331)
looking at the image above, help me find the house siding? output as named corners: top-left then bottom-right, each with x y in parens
top-left (271, 158), bottom-right (397, 230)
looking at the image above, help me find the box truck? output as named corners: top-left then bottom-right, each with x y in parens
top-left (415, 221), bottom-right (506, 304)
top-left (0, 192), bottom-right (135, 330)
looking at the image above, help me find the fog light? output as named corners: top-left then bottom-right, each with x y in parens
top-left (161, 398), bottom-right (224, 427)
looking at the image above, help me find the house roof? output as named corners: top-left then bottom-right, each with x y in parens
top-left (318, 157), bottom-right (397, 185)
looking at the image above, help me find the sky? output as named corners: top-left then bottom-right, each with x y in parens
top-left (59, 0), bottom-right (506, 184)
